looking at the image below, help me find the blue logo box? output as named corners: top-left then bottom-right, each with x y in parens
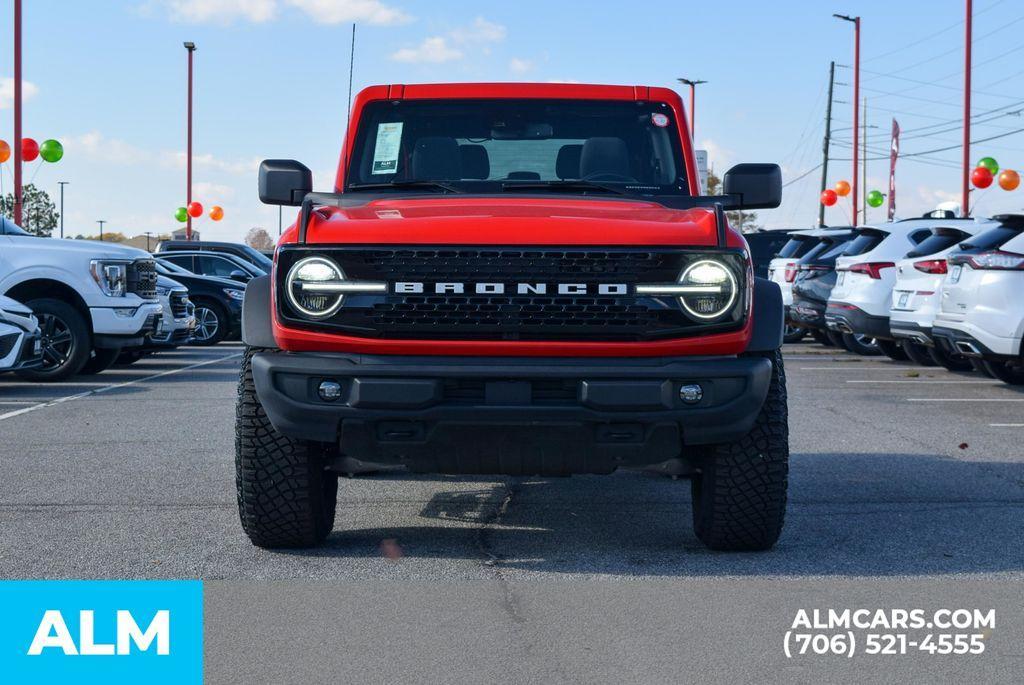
top-left (0, 580), bottom-right (203, 684)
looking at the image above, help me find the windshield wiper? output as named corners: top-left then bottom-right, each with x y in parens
top-left (501, 180), bottom-right (631, 196)
top-left (347, 180), bottom-right (462, 194)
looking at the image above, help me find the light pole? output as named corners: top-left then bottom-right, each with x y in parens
top-left (677, 78), bottom-right (707, 141)
top-left (144, 231), bottom-right (153, 252)
top-left (97, 220), bottom-right (106, 241)
top-left (962, 0), bottom-right (973, 217)
top-left (834, 14), bottom-right (861, 223)
top-left (58, 181), bottom-right (68, 239)
top-left (12, 0), bottom-right (23, 226)
top-left (184, 41), bottom-right (196, 241)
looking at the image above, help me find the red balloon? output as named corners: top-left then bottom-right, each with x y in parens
top-left (971, 166), bottom-right (994, 189)
top-left (820, 189), bottom-right (838, 206)
top-left (187, 202), bottom-right (204, 218)
top-left (21, 138), bottom-right (39, 162)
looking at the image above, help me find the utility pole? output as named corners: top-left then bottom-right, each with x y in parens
top-left (97, 220), bottom-right (106, 241)
top-left (862, 97), bottom-right (868, 223)
top-left (834, 14), bottom-right (861, 224)
top-left (818, 61), bottom-right (836, 227)
top-left (677, 78), bottom-right (708, 140)
top-left (13, 0), bottom-right (23, 226)
top-left (962, 0), bottom-right (973, 217)
top-left (184, 42), bottom-right (196, 240)
top-left (58, 181), bottom-right (68, 239)
top-left (144, 232), bottom-right (153, 252)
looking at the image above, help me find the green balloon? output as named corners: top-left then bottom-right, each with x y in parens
top-left (39, 139), bottom-right (63, 163)
top-left (978, 156), bottom-right (999, 174)
top-left (866, 190), bottom-right (885, 208)
top-left (174, 207), bottom-right (188, 222)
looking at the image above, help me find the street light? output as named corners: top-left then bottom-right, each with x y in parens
top-left (184, 41), bottom-right (196, 241)
top-left (57, 181), bottom-right (69, 239)
top-left (97, 220), bottom-right (106, 241)
top-left (834, 13), bottom-right (861, 223)
top-left (677, 78), bottom-right (707, 141)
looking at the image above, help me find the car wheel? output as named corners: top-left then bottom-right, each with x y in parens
top-left (14, 298), bottom-right (90, 382)
top-left (235, 347), bottom-right (338, 548)
top-left (783, 325), bottom-right (807, 344)
top-left (875, 338), bottom-right (909, 361)
top-left (842, 333), bottom-right (882, 356)
top-left (902, 341), bottom-right (937, 366)
top-left (190, 300), bottom-right (228, 346)
top-left (927, 344), bottom-right (974, 372)
top-left (811, 329), bottom-right (833, 346)
top-left (982, 359), bottom-right (1024, 385)
top-left (826, 330), bottom-right (847, 349)
top-left (79, 347), bottom-right (121, 375)
top-left (970, 357), bottom-right (994, 377)
top-left (690, 349), bottom-right (788, 551)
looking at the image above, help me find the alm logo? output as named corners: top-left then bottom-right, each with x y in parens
top-left (28, 609), bottom-right (170, 656)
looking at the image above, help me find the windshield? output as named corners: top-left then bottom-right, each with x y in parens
top-left (155, 259), bottom-right (191, 275)
top-left (347, 99), bottom-right (689, 196)
top-left (239, 245), bottom-right (273, 270)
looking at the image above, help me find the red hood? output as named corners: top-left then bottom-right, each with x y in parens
top-left (295, 197), bottom-right (724, 246)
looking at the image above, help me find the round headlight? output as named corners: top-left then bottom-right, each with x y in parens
top-left (286, 256), bottom-right (345, 318)
top-left (678, 259), bottom-right (737, 320)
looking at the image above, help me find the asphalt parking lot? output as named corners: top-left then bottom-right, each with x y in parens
top-left (2, 342), bottom-right (1022, 682)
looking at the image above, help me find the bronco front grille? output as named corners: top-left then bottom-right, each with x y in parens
top-left (276, 246), bottom-right (748, 342)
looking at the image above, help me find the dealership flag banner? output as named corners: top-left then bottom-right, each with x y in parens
top-left (888, 118), bottom-right (900, 220)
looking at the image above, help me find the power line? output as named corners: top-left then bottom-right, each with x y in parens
top-left (863, 0), bottom-right (1008, 64)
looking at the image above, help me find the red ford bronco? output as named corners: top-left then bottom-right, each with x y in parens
top-left (238, 83), bottom-right (787, 551)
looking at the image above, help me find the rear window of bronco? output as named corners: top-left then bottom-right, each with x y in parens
top-left (347, 99), bottom-right (690, 195)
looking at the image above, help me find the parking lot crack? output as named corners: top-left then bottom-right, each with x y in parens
top-left (475, 477), bottom-right (524, 623)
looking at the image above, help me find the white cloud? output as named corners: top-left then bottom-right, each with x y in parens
top-left (194, 181), bottom-right (236, 201)
top-left (0, 77), bottom-right (39, 109)
top-left (166, 0), bottom-right (277, 23)
top-left (62, 132), bottom-right (151, 164)
top-left (699, 138), bottom-right (735, 172)
top-left (508, 58), bottom-right (533, 75)
top-left (391, 37), bottom-right (462, 64)
top-left (450, 16), bottom-right (506, 43)
top-left (546, 78), bottom-right (581, 84)
top-left (285, 0), bottom-right (410, 25)
top-left (160, 150), bottom-right (261, 176)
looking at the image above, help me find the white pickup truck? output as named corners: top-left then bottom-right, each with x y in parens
top-left (0, 217), bottom-right (163, 380)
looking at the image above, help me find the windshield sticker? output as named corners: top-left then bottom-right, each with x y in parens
top-left (371, 122), bottom-right (403, 174)
top-left (651, 113), bottom-right (669, 128)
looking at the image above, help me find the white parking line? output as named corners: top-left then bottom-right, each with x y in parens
top-left (846, 379), bottom-right (1000, 384)
top-left (990, 423), bottom-right (1024, 427)
top-left (908, 398), bottom-right (1024, 403)
top-left (0, 353), bottom-right (241, 422)
top-left (800, 366), bottom-right (924, 371)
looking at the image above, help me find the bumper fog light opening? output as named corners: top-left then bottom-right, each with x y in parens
top-left (679, 383), bottom-right (703, 404)
top-left (318, 380), bottom-right (343, 402)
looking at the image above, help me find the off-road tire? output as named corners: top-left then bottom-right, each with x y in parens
top-left (876, 338), bottom-right (909, 361)
top-left (235, 347), bottom-right (338, 548)
top-left (902, 340), bottom-right (937, 366)
top-left (14, 298), bottom-right (91, 382)
top-left (80, 347), bottom-right (121, 375)
top-left (691, 348), bottom-right (789, 551)
top-left (927, 344), bottom-right (973, 372)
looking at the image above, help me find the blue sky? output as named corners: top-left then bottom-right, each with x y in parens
top-left (2, 0), bottom-right (1023, 241)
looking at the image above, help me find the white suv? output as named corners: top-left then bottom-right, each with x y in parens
top-left (889, 221), bottom-right (995, 369)
top-left (932, 215), bottom-right (1024, 384)
top-left (825, 218), bottom-right (981, 348)
top-left (0, 294), bottom-right (43, 373)
top-left (0, 218), bottom-right (163, 380)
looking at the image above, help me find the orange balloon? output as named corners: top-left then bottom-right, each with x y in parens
top-left (209, 205), bottom-right (224, 221)
top-left (834, 180), bottom-right (851, 197)
top-left (0, 140), bottom-right (9, 164)
top-left (998, 169), bottom-right (1020, 191)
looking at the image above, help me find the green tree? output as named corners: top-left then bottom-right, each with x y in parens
top-left (0, 184), bottom-right (59, 237)
top-left (706, 170), bottom-right (761, 232)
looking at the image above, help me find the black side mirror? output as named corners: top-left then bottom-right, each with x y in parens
top-left (259, 159), bottom-right (312, 206)
top-left (229, 270), bottom-right (251, 282)
top-left (722, 163), bottom-right (782, 210)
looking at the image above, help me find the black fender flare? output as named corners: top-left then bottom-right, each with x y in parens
top-left (241, 275), bottom-right (277, 348)
top-left (745, 277), bottom-right (784, 352)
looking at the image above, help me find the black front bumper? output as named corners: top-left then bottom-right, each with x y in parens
top-left (252, 351), bottom-right (772, 475)
top-left (825, 304), bottom-right (891, 339)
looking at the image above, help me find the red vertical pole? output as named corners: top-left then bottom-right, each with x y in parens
top-left (13, 0), bottom-right (23, 226)
top-left (185, 44), bottom-right (194, 240)
top-left (852, 17), bottom-right (861, 224)
top-left (962, 0), bottom-right (972, 217)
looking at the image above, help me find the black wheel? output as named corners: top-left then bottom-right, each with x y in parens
top-left (902, 340), bottom-right (937, 366)
top-left (927, 344), bottom-right (974, 372)
top-left (842, 333), bottom-right (882, 356)
top-left (783, 325), bottom-right (807, 344)
top-left (982, 359), bottom-right (1024, 385)
top-left (236, 347), bottom-right (338, 548)
top-left (190, 299), bottom-right (228, 346)
top-left (970, 357), bottom-right (994, 377)
top-left (79, 347), bottom-right (121, 375)
top-left (811, 328), bottom-right (833, 346)
top-left (875, 338), bottom-right (909, 361)
top-left (14, 298), bottom-right (90, 382)
top-left (826, 330), bottom-right (847, 349)
top-left (691, 349), bottom-right (788, 551)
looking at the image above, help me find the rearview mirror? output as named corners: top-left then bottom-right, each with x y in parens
top-left (229, 270), bottom-right (251, 282)
top-left (259, 159), bottom-right (312, 206)
top-left (722, 163), bottom-right (782, 210)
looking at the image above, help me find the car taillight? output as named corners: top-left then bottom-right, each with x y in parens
top-left (966, 250), bottom-right (1024, 270)
top-left (848, 261), bottom-right (895, 279)
top-left (784, 266), bottom-right (798, 282)
top-left (913, 259), bottom-right (947, 274)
